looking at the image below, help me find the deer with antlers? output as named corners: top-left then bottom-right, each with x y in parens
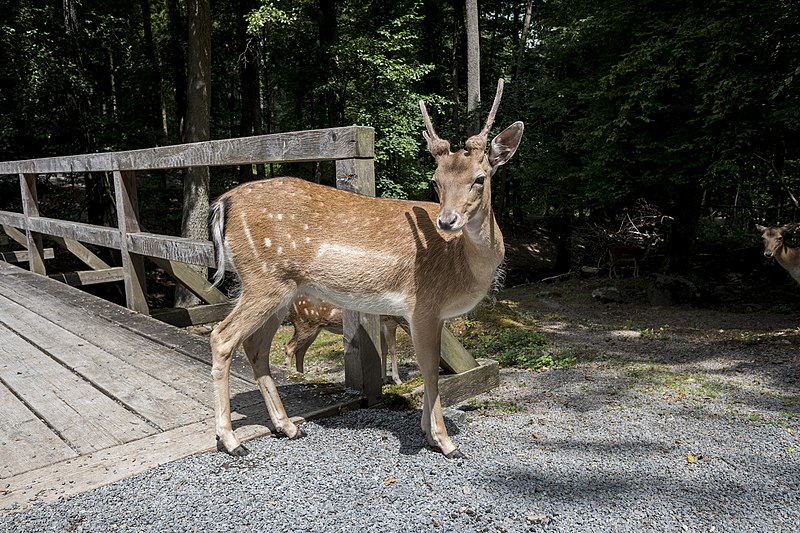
top-left (208, 79), bottom-right (523, 458)
top-left (756, 223), bottom-right (800, 284)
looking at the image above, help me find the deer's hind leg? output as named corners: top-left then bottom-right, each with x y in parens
top-left (210, 286), bottom-right (295, 456)
top-left (243, 314), bottom-right (304, 440)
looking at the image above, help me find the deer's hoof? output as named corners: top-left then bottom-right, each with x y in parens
top-left (444, 448), bottom-right (465, 460)
top-left (217, 436), bottom-right (249, 456)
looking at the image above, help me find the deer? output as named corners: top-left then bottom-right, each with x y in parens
top-left (208, 78), bottom-right (523, 459)
top-left (756, 223), bottom-right (800, 284)
top-left (285, 295), bottom-right (406, 385)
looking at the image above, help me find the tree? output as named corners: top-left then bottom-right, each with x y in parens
top-left (176, 0), bottom-right (211, 307)
top-left (465, 0), bottom-right (480, 134)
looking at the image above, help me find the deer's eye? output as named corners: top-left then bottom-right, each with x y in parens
top-left (474, 175), bottom-right (486, 186)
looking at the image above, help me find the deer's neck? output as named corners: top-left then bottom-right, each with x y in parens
top-left (777, 245), bottom-right (800, 282)
top-left (461, 208), bottom-right (505, 283)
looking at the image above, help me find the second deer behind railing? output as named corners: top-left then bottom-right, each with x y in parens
top-left (757, 223), bottom-right (800, 284)
top-left (208, 78), bottom-right (523, 459)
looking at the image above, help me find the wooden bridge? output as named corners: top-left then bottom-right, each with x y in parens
top-left (0, 127), bottom-right (498, 511)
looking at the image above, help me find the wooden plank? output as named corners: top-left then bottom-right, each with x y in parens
top-left (1, 224), bottom-right (27, 247)
top-left (113, 170), bottom-right (148, 314)
top-left (411, 358), bottom-right (500, 408)
top-left (0, 211), bottom-right (26, 229)
top-left (0, 322), bottom-right (157, 453)
top-left (0, 293), bottom-right (211, 430)
top-left (0, 248), bottom-right (55, 263)
top-left (152, 302), bottom-right (235, 327)
top-left (128, 232), bottom-right (220, 268)
top-left (48, 267), bottom-right (124, 286)
top-left (439, 327), bottom-right (480, 374)
top-left (19, 173), bottom-right (45, 275)
top-left (149, 256), bottom-right (228, 305)
top-left (0, 127), bottom-right (375, 174)
top-left (0, 277), bottom-right (254, 407)
top-left (0, 417), bottom-right (270, 511)
top-left (0, 383), bottom-right (78, 478)
top-left (26, 217), bottom-right (121, 250)
top-left (50, 236), bottom-right (112, 270)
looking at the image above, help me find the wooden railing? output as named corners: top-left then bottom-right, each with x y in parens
top-left (0, 126), bottom-right (387, 402)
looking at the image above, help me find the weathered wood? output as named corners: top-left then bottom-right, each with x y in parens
top-left (113, 170), bottom-right (148, 314)
top-left (0, 212), bottom-right (26, 230)
top-left (49, 236), bottom-right (112, 270)
top-left (0, 293), bottom-right (211, 431)
top-left (0, 127), bottom-right (375, 174)
top-left (48, 267), bottom-right (124, 286)
top-left (148, 256), bottom-right (228, 304)
top-left (27, 217), bottom-right (121, 250)
top-left (335, 156), bottom-right (383, 405)
top-left (19, 173), bottom-right (45, 275)
top-left (128, 232), bottom-right (218, 268)
top-left (0, 382), bottom-right (78, 478)
top-left (0, 322), bottom-right (157, 454)
top-left (411, 358), bottom-right (500, 408)
top-left (439, 327), bottom-right (480, 374)
top-left (0, 248), bottom-right (55, 263)
top-left (152, 301), bottom-right (235, 327)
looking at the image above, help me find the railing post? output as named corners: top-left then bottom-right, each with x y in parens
top-left (336, 155), bottom-right (383, 406)
top-left (113, 170), bottom-right (149, 314)
top-left (19, 173), bottom-right (46, 275)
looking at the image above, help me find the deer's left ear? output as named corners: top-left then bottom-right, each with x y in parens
top-left (488, 122), bottom-right (524, 174)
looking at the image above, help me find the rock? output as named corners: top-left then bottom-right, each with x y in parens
top-left (646, 274), bottom-right (698, 306)
top-left (591, 286), bottom-right (624, 303)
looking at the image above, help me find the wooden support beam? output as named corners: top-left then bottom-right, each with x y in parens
top-left (2, 224), bottom-right (28, 248)
top-left (19, 173), bottom-right (45, 275)
top-left (148, 257), bottom-right (228, 305)
top-left (0, 248), bottom-right (55, 263)
top-left (113, 170), bottom-right (149, 314)
top-left (48, 267), bottom-right (124, 287)
top-left (50, 236), bottom-right (113, 271)
top-left (439, 327), bottom-right (480, 374)
top-left (411, 358), bottom-right (500, 408)
top-left (152, 302), bottom-right (235, 328)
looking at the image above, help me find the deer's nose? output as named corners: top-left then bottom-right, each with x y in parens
top-left (764, 251), bottom-right (774, 258)
top-left (437, 211), bottom-right (461, 232)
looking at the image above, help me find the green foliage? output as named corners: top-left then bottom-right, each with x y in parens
top-left (474, 327), bottom-right (575, 370)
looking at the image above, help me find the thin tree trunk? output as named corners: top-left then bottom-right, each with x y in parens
top-left (515, 0), bottom-right (534, 79)
top-left (175, 0), bottom-right (211, 308)
top-left (167, 0), bottom-right (187, 141)
top-left (238, 0), bottom-right (264, 182)
top-left (465, 0), bottom-right (481, 135)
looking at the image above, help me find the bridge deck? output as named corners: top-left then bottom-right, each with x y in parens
top-left (0, 261), bottom-right (360, 512)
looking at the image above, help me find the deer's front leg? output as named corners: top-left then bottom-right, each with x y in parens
top-left (413, 320), bottom-right (462, 459)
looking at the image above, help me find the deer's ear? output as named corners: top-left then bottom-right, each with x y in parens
top-left (488, 122), bottom-right (524, 173)
top-left (756, 224), bottom-right (767, 232)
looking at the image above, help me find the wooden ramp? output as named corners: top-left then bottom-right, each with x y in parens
top-left (0, 261), bottom-right (361, 512)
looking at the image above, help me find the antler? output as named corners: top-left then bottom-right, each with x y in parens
top-left (479, 78), bottom-right (504, 139)
top-left (419, 99), bottom-right (451, 157)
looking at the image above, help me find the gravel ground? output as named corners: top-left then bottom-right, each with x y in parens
top-left (2, 279), bottom-right (799, 532)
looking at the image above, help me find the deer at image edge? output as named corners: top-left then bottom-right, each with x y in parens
top-left (208, 78), bottom-right (523, 459)
top-left (757, 223), bottom-right (800, 284)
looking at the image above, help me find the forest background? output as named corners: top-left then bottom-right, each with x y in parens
top-left (1, 0), bottom-right (799, 284)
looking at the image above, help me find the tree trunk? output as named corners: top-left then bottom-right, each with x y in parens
top-left (140, 0), bottom-right (164, 145)
top-left (319, 0), bottom-right (343, 128)
top-left (514, 0), bottom-right (534, 79)
top-left (465, 0), bottom-right (481, 135)
top-left (167, 0), bottom-right (187, 141)
top-left (238, 0), bottom-right (264, 182)
top-left (175, 0), bottom-right (211, 308)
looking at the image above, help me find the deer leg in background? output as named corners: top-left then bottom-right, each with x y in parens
top-left (242, 314), bottom-right (304, 440)
top-left (285, 323), bottom-right (323, 373)
top-left (381, 317), bottom-right (402, 385)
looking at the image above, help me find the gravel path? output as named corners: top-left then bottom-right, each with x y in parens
top-left (3, 281), bottom-right (799, 532)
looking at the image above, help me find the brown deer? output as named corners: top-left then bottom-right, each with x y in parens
top-left (756, 223), bottom-right (800, 283)
top-left (208, 79), bottom-right (523, 459)
top-left (285, 295), bottom-right (405, 385)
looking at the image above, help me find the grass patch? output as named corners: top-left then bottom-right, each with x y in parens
top-left (467, 398), bottom-right (524, 413)
top-left (473, 327), bottom-right (576, 370)
top-left (381, 376), bottom-right (424, 410)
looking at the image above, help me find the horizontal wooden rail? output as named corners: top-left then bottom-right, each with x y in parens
top-left (0, 127), bottom-right (374, 175)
